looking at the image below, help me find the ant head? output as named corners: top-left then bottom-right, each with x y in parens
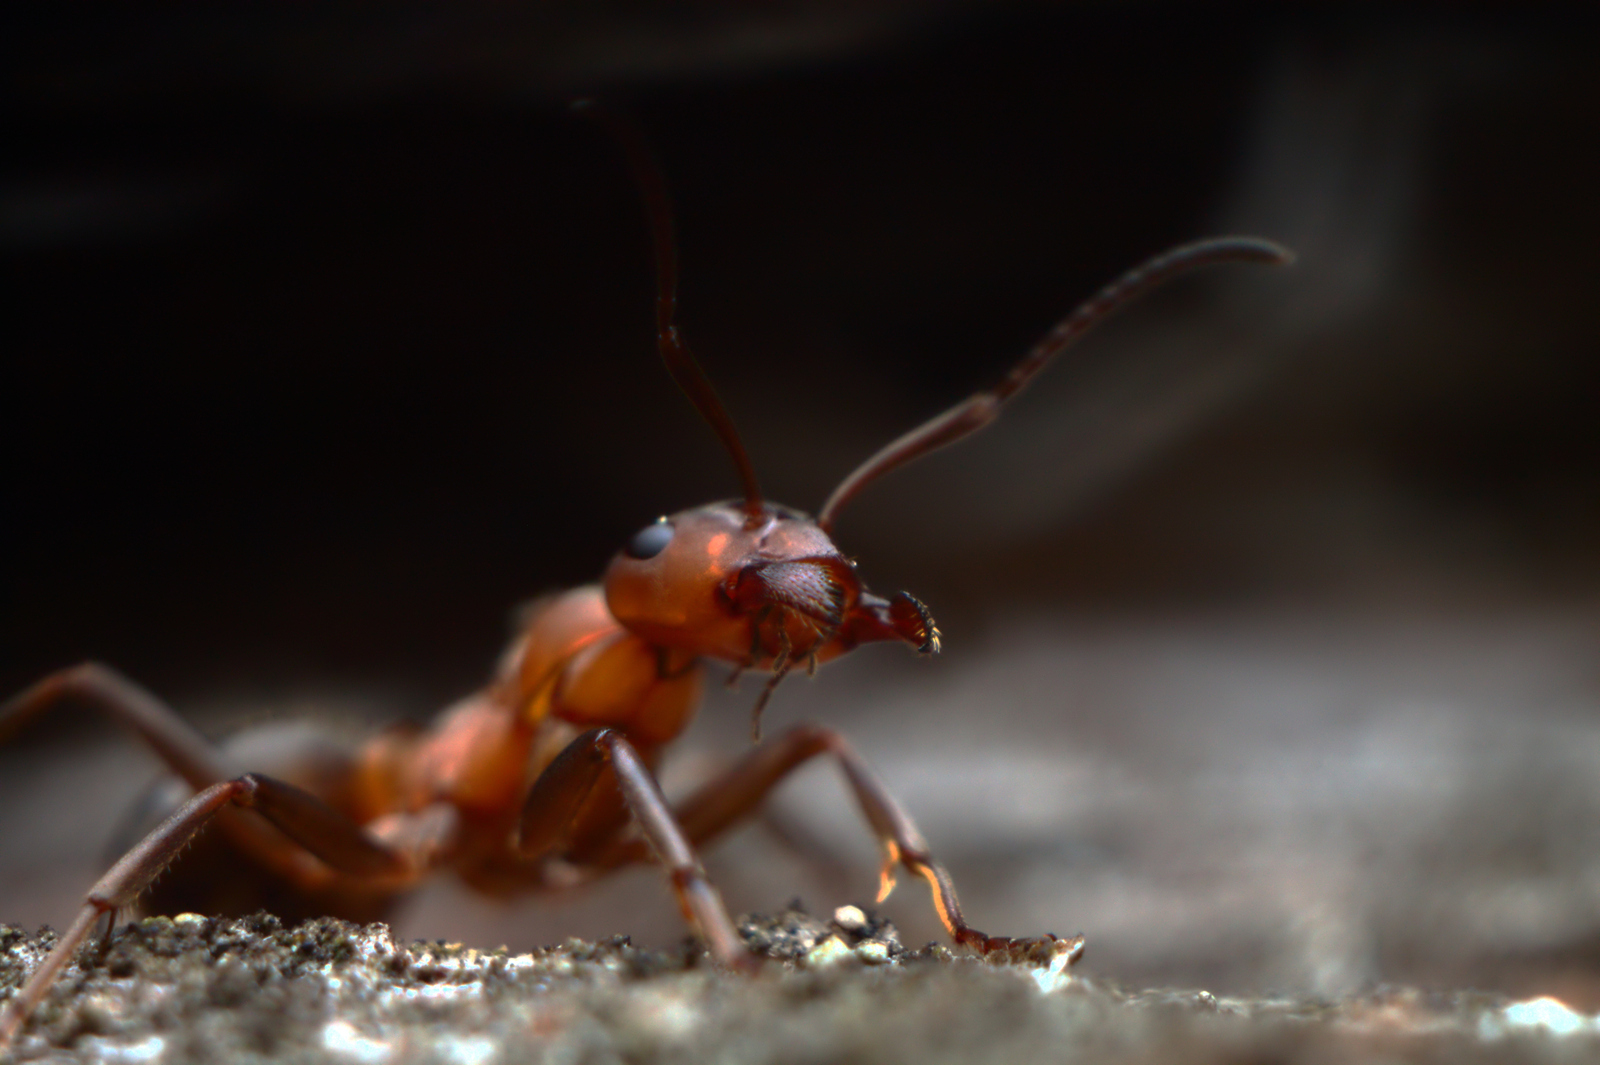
top-left (580, 101), bottom-right (1286, 736)
top-left (603, 501), bottom-right (937, 669)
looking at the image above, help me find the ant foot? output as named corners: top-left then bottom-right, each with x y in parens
top-left (961, 931), bottom-right (1086, 968)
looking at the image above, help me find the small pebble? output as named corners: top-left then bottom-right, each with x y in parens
top-left (832, 905), bottom-right (867, 932)
top-left (802, 936), bottom-right (853, 969)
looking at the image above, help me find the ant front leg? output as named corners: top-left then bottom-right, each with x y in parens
top-left (0, 774), bottom-right (444, 1049)
top-left (515, 728), bottom-right (756, 971)
top-left (596, 724), bottom-right (1084, 966)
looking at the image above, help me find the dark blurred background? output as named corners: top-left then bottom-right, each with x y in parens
top-left (4, 2), bottom-right (1599, 1002)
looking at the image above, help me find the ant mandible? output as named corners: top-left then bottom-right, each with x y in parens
top-left (0, 103), bottom-right (1290, 1046)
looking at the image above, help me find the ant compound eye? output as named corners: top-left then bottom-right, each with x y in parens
top-left (623, 519), bottom-right (674, 560)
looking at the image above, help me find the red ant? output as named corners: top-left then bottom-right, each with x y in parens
top-left (0, 105), bottom-right (1289, 1046)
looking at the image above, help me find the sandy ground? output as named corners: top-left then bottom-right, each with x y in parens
top-left (6, 907), bottom-right (1597, 1065)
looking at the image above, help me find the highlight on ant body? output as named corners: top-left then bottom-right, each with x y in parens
top-left (0, 105), bottom-right (1290, 1048)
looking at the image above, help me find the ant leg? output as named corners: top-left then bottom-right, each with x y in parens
top-left (0, 774), bottom-right (432, 1049)
top-left (0, 663), bottom-right (231, 791)
top-left (1, 663), bottom-right (446, 885)
top-left (1, 901), bottom-right (102, 1049)
top-left (596, 723), bottom-right (1083, 964)
top-left (515, 728), bottom-right (754, 970)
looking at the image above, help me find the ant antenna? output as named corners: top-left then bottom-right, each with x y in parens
top-left (573, 100), bottom-right (765, 523)
top-left (816, 236), bottom-right (1293, 533)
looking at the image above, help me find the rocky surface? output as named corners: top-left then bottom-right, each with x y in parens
top-left (5, 907), bottom-right (1598, 1065)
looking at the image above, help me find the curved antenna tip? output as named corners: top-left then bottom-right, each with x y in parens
top-left (815, 233), bottom-right (1295, 531)
top-left (1221, 235), bottom-right (1296, 267)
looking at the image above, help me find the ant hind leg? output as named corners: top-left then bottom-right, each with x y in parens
top-left (0, 772), bottom-right (430, 1049)
top-left (1, 663), bottom-right (232, 791)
